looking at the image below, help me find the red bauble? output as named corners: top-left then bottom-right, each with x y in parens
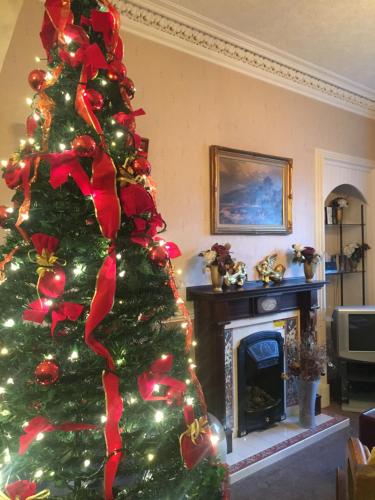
top-left (72, 135), bottom-right (97, 157)
top-left (107, 61), bottom-right (127, 82)
top-left (28, 69), bottom-right (46, 92)
top-left (122, 77), bottom-right (135, 99)
top-left (85, 89), bottom-right (104, 112)
top-left (131, 157), bottom-right (151, 176)
top-left (35, 360), bottom-right (59, 385)
top-left (149, 246), bottom-right (169, 267)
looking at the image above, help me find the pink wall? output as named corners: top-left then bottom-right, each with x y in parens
top-left (1, 1), bottom-right (375, 286)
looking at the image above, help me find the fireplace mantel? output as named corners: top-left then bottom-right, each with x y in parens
top-left (186, 277), bottom-right (326, 451)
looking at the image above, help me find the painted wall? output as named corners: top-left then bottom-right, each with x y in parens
top-left (1, 0), bottom-right (375, 289)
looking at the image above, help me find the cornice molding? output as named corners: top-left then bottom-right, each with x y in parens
top-left (120, 0), bottom-right (375, 119)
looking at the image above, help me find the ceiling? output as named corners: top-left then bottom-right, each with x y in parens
top-left (154, 0), bottom-right (375, 92)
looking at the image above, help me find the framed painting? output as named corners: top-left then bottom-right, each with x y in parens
top-left (210, 146), bottom-right (293, 235)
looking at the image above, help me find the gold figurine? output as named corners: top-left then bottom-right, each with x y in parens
top-left (256, 254), bottom-right (285, 285)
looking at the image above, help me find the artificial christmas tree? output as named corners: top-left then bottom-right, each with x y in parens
top-left (0, 1), bottom-right (227, 498)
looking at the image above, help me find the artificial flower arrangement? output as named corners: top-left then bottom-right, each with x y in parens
top-left (199, 243), bottom-right (234, 275)
top-left (331, 197), bottom-right (349, 209)
top-left (292, 244), bottom-right (322, 265)
top-left (286, 318), bottom-right (327, 381)
top-left (344, 242), bottom-right (370, 263)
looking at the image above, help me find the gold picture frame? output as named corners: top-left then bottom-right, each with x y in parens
top-left (210, 146), bottom-right (292, 235)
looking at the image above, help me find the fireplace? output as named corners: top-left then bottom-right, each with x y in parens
top-left (186, 277), bottom-right (326, 452)
top-left (237, 331), bottom-right (285, 437)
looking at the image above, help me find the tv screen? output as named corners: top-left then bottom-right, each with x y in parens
top-left (349, 314), bottom-right (375, 351)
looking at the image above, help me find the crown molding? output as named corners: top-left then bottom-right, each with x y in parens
top-left (120, 0), bottom-right (375, 119)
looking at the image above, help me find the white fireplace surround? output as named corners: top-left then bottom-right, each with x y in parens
top-left (225, 310), bottom-right (300, 438)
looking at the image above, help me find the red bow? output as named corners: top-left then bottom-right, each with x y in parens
top-left (23, 298), bottom-right (84, 336)
top-left (113, 109), bottom-right (145, 131)
top-left (31, 233), bottom-right (66, 298)
top-left (46, 150), bottom-right (91, 196)
top-left (40, 0), bottom-right (73, 61)
top-left (120, 183), bottom-right (164, 246)
top-left (19, 416), bottom-right (96, 455)
top-left (5, 480), bottom-right (39, 500)
top-left (138, 354), bottom-right (186, 404)
top-left (81, 8), bottom-right (123, 59)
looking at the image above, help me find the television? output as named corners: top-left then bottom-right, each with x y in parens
top-left (332, 306), bottom-right (375, 362)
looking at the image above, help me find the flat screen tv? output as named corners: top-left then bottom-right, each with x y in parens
top-left (332, 306), bottom-right (375, 362)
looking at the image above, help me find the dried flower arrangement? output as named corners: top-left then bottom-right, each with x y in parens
top-left (343, 242), bottom-right (370, 263)
top-left (199, 243), bottom-right (233, 275)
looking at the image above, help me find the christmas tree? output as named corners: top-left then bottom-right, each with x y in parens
top-left (0, 0), bottom-right (226, 498)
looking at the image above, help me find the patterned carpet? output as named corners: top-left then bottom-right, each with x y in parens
top-left (230, 405), bottom-right (359, 500)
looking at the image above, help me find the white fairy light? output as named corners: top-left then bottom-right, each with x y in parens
top-left (69, 126), bottom-right (75, 132)
top-left (83, 459), bottom-right (90, 467)
top-left (129, 396), bottom-right (137, 405)
top-left (186, 397), bottom-right (194, 405)
top-left (0, 387), bottom-right (6, 395)
top-left (26, 97), bottom-right (33, 106)
top-left (4, 319), bottom-right (15, 328)
top-left (22, 213), bottom-right (29, 221)
top-left (35, 56), bottom-right (41, 63)
top-left (28, 138), bottom-right (35, 145)
top-left (1, 410), bottom-right (10, 417)
top-left (5, 207), bottom-right (14, 214)
top-left (210, 435), bottom-right (219, 445)
top-left (111, 141), bottom-right (116, 147)
top-left (50, 471), bottom-right (55, 477)
top-left (59, 143), bottom-right (66, 151)
top-left (65, 93), bottom-right (71, 102)
top-left (116, 358), bottom-right (125, 366)
top-left (19, 161), bottom-right (26, 168)
top-left (110, 119), bottom-right (116, 125)
top-left (101, 79), bottom-right (108, 86)
top-left (22, 421), bottom-right (29, 428)
top-left (69, 52), bottom-right (75, 58)
top-left (101, 415), bottom-right (107, 423)
top-left (176, 298), bottom-right (184, 305)
top-left (33, 113), bottom-right (40, 121)
top-left (36, 433), bottom-right (44, 441)
top-left (161, 354), bottom-right (167, 360)
top-left (147, 453), bottom-right (154, 462)
top-left (181, 322), bottom-right (188, 329)
top-left (1, 160), bottom-right (8, 167)
top-left (153, 384), bottom-right (160, 393)
top-left (154, 410), bottom-right (164, 423)
top-left (176, 269), bottom-right (183, 275)
top-left (45, 354), bottom-right (54, 360)
top-left (69, 350), bottom-right (79, 361)
top-left (6, 378), bottom-right (14, 385)
top-left (192, 340), bottom-right (197, 347)
top-left (115, 130), bottom-right (124, 138)
top-left (3, 448), bottom-right (11, 464)
top-left (73, 265), bottom-right (84, 276)
top-left (34, 469), bottom-right (43, 479)
top-left (45, 71), bottom-right (53, 81)
top-left (190, 363), bottom-right (196, 369)
top-left (45, 300), bottom-right (53, 307)
top-left (158, 240), bottom-right (166, 247)
top-left (55, 274), bottom-right (61, 281)
top-left (188, 358), bottom-right (193, 363)
top-left (116, 253), bottom-right (122, 260)
top-left (20, 139), bottom-right (26, 147)
top-left (119, 270), bottom-right (125, 278)
top-left (1, 348), bottom-right (8, 355)
top-left (35, 145), bottom-right (41, 151)
top-left (64, 35), bottom-right (72, 44)
top-left (185, 379), bottom-right (191, 385)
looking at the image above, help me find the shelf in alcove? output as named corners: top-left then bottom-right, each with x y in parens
top-left (325, 223), bottom-right (365, 227)
top-left (325, 270), bottom-right (364, 276)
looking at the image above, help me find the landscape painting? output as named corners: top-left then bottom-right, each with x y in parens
top-left (210, 146), bottom-right (292, 234)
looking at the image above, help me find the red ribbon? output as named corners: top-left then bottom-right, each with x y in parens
top-left (138, 354), bottom-right (186, 404)
top-left (81, 8), bottom-right (123, 59)
top-left (85, 146), bottom-right (122, 500)
top-left (23, 298), bottom-right (84, 336)
top-left (103, 372), bottom-right (124, 500)
top-left (31, 233), bottom-right (66, 298)
top-left (40, 0), bottom-right (72, 61)
top-left (19, 416), bottom-right (96, 455)
top-left (15, 157), bottom-right (35, 242)
top-left (46, 150), bottom-right (92, 196)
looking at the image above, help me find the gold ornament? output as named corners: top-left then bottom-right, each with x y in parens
top-left (256, 254), bottom-right (285, 285)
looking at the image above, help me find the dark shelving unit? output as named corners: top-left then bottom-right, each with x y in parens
top-left (325, 205), bottom-right (366, 306)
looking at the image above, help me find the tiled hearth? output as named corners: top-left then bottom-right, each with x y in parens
top-left (228, 412), bottom-right (349, 483)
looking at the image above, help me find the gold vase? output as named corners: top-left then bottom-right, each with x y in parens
top-left (303, 261), bottom-right (316, 282)
top-left (335, 207), bottom-right (343, 224)
top-left (210, 265), bottom-right (224, 292)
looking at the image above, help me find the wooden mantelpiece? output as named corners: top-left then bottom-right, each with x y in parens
top-left (186, 277), bottom-right (326, 452)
